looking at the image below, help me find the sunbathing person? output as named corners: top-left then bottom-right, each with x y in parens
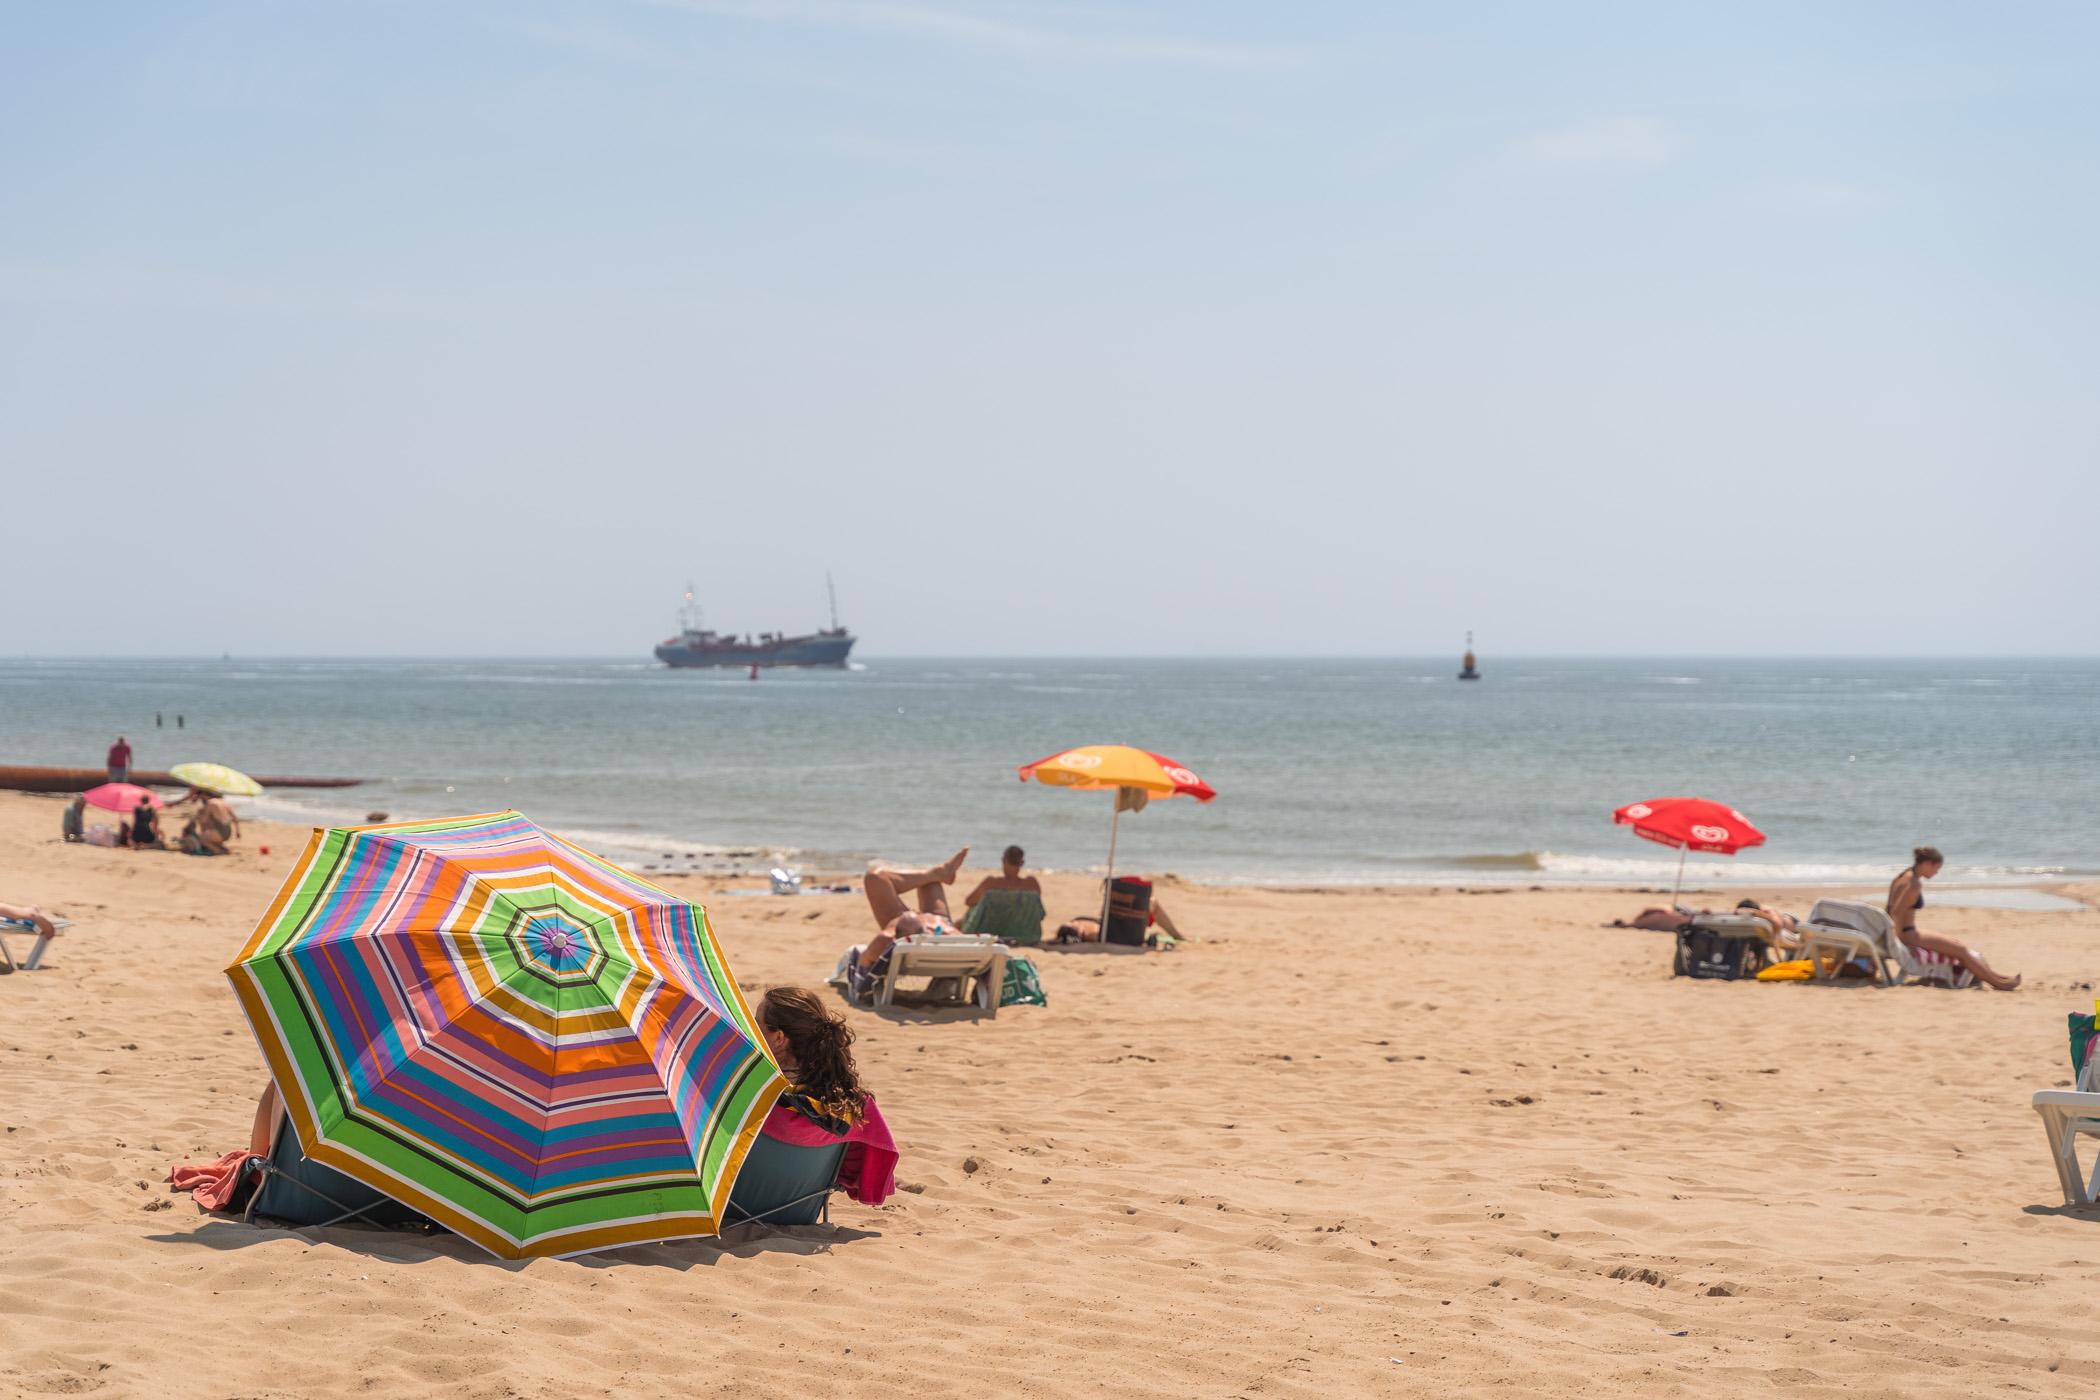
top-left (1054, 895), bottom-right (1188, 943)
top-left (182, 792), bottom-right (239, 855)
top-left (130, 800), bottom-right (164, 850)
top-left (749, 987), bottom-right (897, 1205)
top-left (0, 901), bottom-right (57, 941)
top-left (961, 845), bottom-right (1041, 911)
top-left (1889, 845), bottom-right (2020, 991)
top-left (845, 849), bottom-right (967, 1001)
top-left (1732, 898), bottom-right (1801, 953)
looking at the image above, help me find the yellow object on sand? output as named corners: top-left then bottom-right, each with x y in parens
top-left (1756, 959), bottom-right (1817, 982)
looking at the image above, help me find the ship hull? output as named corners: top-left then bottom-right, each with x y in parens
top-left (656, 634), bottom-right (856, 668)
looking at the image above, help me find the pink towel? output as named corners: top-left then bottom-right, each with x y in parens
top-left (167, 1149), bottom-right (250, 1212)
top-left (758, 1092), bottom-right (898, 1206)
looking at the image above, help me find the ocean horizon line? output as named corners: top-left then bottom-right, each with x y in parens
top-left (9, 652), bottom-right (2100, 664)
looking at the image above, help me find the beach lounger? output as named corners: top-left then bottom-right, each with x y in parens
top-left (2033, 1021), bottom-right (2100, 1207)
top-left (0, 916), bottom-right (69, 973)
top-left (1799, 899), bottom-right (1974, 988)
top-left (723, 1133), bottom-right (848, 1228)
top-left (242, 1114), bottom-right (429, 1231)
top-left (881, 934), bottom-right (1008, 1015)
top-left (958, 888), bottom-right (1047, 946)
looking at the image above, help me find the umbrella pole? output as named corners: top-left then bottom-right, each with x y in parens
top-left (1672, 844), bottom-right (1687, 905)
top-left (1100, 800), bottom-right (1122, 935)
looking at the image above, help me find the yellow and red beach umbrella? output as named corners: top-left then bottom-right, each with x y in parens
top-left (1018, 745), bottom-right (1216, 928)
top-left (1017, 745), bottom-right (1217, 802)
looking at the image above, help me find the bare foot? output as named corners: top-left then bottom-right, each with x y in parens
top-left (1995, 973), bottom-right (2022, 991)
top-left (937, 847), bottom-right (969, 884)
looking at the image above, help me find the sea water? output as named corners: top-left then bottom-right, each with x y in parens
top-left (0, 657), bottom-right (2093, 887)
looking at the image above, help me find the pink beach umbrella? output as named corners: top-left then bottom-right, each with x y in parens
top-left (82, 783), bottom-right (163, 813)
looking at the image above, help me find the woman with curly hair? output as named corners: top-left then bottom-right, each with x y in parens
top-left (751, 986), bottom-right (898, 1203)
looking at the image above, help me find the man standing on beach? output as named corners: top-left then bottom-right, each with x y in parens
top-left (106, 735), bottom-right (132, 784)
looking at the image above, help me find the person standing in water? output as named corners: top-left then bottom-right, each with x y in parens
top-left (1887, 846), bottom-right (2020, 990)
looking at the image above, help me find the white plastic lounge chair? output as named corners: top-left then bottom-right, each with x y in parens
top-left (0, 916), bottom-right (69, 973)
top-left (1798, 899), bottom-right (1974, 988)
top-left (881, 933), bottom-right (1008, 1015)
top-left (2033, 1052), bottom-right (2100, 1206)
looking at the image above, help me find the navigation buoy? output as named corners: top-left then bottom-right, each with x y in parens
top-left (1458, 631), bottom-right (1481, 681)
top-left (748, 663), bottom-right (759, 680)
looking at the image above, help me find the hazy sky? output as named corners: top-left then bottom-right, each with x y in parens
top-left (5, 2), bottom-right (2095, 656)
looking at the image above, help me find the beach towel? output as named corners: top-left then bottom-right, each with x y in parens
top-left (759, 1092), bottom-right (898, 1206)
top-left (2071, 1013), bottom-right (2097, 1081)
top-left (960, 889), bottom-right (1046, 946)
top-left (167, 1149), bottom-right (250, 1212)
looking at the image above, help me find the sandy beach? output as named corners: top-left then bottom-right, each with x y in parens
top-left (4, 790), bottom-right (2098, 1397)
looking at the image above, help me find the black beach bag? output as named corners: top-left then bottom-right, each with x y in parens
top-left (1672, 927), bottom-right (1768, 981)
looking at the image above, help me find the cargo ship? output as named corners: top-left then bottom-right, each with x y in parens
top-left (654, 578), bottom-right (857, 669)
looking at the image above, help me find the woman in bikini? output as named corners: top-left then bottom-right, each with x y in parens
top-left (1888, 845), bottom-right (2020, 990)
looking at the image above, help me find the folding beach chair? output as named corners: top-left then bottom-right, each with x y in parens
top-left (241, 1114), bottom-right (430, 1232)
top-left (881, 933), bottom-right (1008, 1015)
top-left (723, 1134), bottom-right (849, 1228)
top-left (0, 916), bottom-right (69, 973)
top-left (1799, 899), bottom-right (1973, 988)
top-left (958, 888), bottom-right (1046, 946)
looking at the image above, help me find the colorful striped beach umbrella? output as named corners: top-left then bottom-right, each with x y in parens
top-left (226, 811), bottom-right (784, 1259)
top-left (169, 762), bottom-right (264, 797)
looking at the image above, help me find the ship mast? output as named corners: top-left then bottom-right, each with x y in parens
top-left (679, 582), bottom-right (700, 634)
top-left (826, 571), bottom-right (840, 632)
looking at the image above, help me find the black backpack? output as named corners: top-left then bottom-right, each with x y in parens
top-left (1672, 926), bottom-right (1769, 980)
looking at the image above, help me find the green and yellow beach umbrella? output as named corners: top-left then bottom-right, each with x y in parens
top-left (169, 762), bottom-right (263, 797)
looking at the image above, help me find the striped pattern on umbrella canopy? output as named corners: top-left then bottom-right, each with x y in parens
top-left (169, 762), bottom-right (264, 797)
top-left (227, 810), bottom-right (783, 1259)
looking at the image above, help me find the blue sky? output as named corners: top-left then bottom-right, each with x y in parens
top-left (4, 2), bottom-right (2095, 655)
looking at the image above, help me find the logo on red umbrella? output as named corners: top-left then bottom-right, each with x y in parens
top-left (1162, 766), bottom-right (1200, 787)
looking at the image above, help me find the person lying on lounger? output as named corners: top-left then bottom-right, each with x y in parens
top-left (844, 848), bottom-right (968, 1002)
top-left (0, 901), bottom-right (57, 941)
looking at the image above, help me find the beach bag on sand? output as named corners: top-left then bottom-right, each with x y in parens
top-left (1000, 956), bottom-right (1046, 1008)
top-left (1672, 927), bottom-right (1767, 981)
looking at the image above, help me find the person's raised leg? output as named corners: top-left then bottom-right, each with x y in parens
top-left (248, 1082), bottom-right (282, 1158)
top-left (869, 848), bottom-right (968, 896)
top-left (863, 871), bottom-right (909, 930)
top-left (915, 882), bottom-right (953, 920)
top-left (1908, 929), bottom-right (2020, 990)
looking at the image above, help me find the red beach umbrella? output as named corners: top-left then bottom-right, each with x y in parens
top-left (82, 782), bottom-right (163, 813)
top-left (1612, 796), bottom-right (1764, 901)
